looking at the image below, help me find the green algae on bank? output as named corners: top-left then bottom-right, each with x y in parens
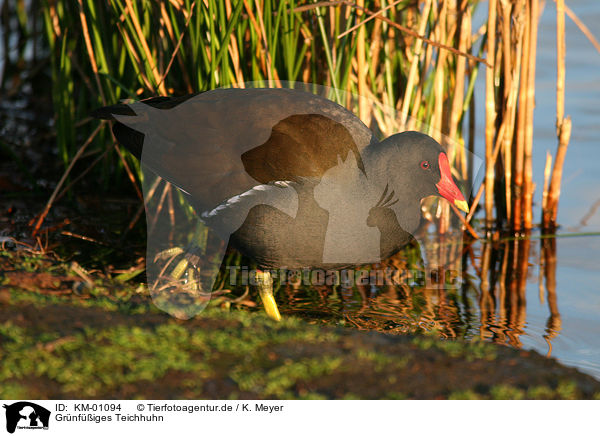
top-left (2, 300), bottom-right (600, 399)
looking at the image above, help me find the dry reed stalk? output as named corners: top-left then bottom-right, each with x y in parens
top-left (541, 150), bottom-right (552, 211)
top-left (114, 145), bottom-right (143, 200)
top-left (242, 1), bottom-right (267, 77)
top-left (32, 123), bottom-right (104, 236)
top-left (329, 0), bottom-right (481, 71)
top-left (55, 145), bottom-right (113, 203)
top-left (399, 0), bottom-right (432, 129)
top-left (467, 93), bottom-right (475, 183)
top-left (166, 180), bottom-right (175, 228)
top-left (448, 2), bottom-right (470, 174)
top-left (544, 117), bottom-right (571, 225)
top-left (484, 0), bottom-right (497, 228)
top-left (302, 0), bottom-right (488, 66)
top-left (329, 5), bottom-right (335, 41)
top-left (148, 183), bottom-right (171, 235)
top-left (431, 2), bottom-right (451, 234)
top-left (47, 1), bottom-right (61, 37)
top-left (499, 1), bottom-right (511, 104)
top-left (449, 203), bottom-right (479, 239)
top-left (513, 0), bottom-right (530, 231)
top-left (369, 13), bottom-right (384, 80)
top-left (499, 0), bottom-right (511, 224)
top-left (124, 0), bottom-right (167, 95)
top-left (444, 26), bottom-right (461, 132)
top-left (336, 0), bottom-right (402, 39)
top-left (494, 9), bottom-right (524, 227)
top-left (253, 0), bottom-right (281, 86)
top-left (522, 0), bottom-right (540, 229)
top-left (160, 3), bottom-right (176, 44)
top-left (562, 3), bottom-right (600, 54)
top-left (465, 113), bottom-right (513, 226)
top-left (299, 24), bottom-right (314, 84)
top-left (157, 1), bottom-right (197, 90)
top-left (431, 2), bottom-right (447, 141)
top-left (115, 19), bottom-right (154, 91)
top-left (168, 0), bottom-right (185, 14)
top-left (77, 0), bottom-right (106, 105)
top-left (502, 1), bottom-right (526, 226)
top-left (356, 0), bottom-right (369, 122)
top-left (543, 0), bottom-right (572, 228)
top-left (447, 0), bottom-right (470, 150)
top-left (406, 40), bottom-right (433, 131)
top-left (380, 6), bottom-right (486, 66)
top-left (160, 1), bottom-right (193, 92)
top-left (225, 0), bottom-right (245, 87)
top-left (403, 5), bottom-right (415, 62)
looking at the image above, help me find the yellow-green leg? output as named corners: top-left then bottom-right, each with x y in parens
top-left (255, 270), bottom-right (281, 321)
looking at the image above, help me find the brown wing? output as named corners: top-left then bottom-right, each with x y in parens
top-left (240, 113), bottom-right (365, 184)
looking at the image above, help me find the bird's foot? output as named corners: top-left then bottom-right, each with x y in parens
top-left (254, 270), bottom-right (281, 321)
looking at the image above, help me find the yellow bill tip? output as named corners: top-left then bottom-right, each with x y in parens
top-left (454, 199), bottom-right (469, 213)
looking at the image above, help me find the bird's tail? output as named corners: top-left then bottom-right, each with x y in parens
top-left (90, 102), bottom-right (144, 159)
top-left (90, 94), bottom-right (200, 160)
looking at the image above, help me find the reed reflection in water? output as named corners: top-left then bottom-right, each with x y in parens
top-left (279, 232), bottom-right (563, 357)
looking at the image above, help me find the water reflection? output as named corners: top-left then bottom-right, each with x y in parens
top-left (275, 231), bottom-right (565, 358)
top-left (540, 235), bottom-right (562, 356)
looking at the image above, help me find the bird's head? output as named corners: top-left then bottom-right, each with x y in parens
top-left (373, 131), bottom-right (469, 213)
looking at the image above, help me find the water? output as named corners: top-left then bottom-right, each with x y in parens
top-left (277, 1), bottom-right (600, 380)
top-left (501, 1), bottom-right (600, 378)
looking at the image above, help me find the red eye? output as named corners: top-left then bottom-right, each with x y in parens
top-left (420, 160), bottom-right (430, 170)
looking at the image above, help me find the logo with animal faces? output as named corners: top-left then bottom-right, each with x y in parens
top-left (2, 402), bottom-right (50, 434)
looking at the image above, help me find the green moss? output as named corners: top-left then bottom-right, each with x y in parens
top-left (0, 321), bottom-right (210, 397)
top-left (356, 348), bottom-right (411, 371)
top-left (243, 356), bottom-right (342, 397)
top-left (448, 390), bottom-right (483, 400)
top-left (526, 385), bottom-right (555, 399)
top-left (556, 380), bottom-right (578, 400)
top-left (448, 382), bottom-right (584, 400)
top-left (412, 336), bottom-right (497, 361)
top-left (490, 385), bottom-right (526, 400)
top-left (0, 383), bottom-right (28, 399)
top-left (298, 392), bottom-right (328, 400)
top-left (6, 287), bottom-right (156, 314)
top-left (383, 392), bottom-right (408, 400)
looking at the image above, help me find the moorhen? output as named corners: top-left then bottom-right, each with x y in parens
top-left (93, 88), bottom-right (469, 320)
